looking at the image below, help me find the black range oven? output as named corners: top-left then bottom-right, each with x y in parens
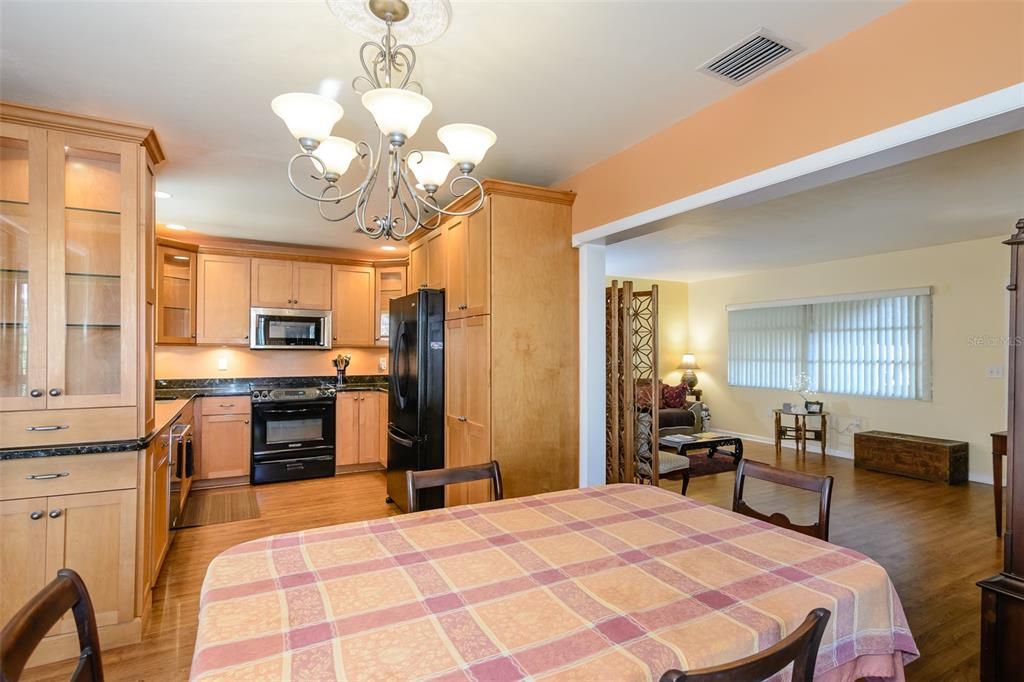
top-left (250, 385), bottom-right (336, 484)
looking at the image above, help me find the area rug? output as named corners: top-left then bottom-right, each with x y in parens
top-left (177, 487), bottom-right (260, 529)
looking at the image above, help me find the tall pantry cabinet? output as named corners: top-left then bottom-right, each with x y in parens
top-left (409, 181), bottom-right (578, 504)
top-left (0, 103), bottom-right (163, 448)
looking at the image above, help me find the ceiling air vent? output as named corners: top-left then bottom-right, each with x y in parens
top-left (698, 29), bottom-right (802, 85)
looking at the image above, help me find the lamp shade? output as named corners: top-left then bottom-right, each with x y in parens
top-left (361, 88), bottom-right (433, 138)
top-left (678, 353), bottom-right (700, 370)
top-left (409, 151), bottom-right (455, 189)
top-left (271, 93), bottom-right (343, 143)
top-left (314, 136), bottom-right (359, 177)
top-left (437, 123), bottom-right (497, 166)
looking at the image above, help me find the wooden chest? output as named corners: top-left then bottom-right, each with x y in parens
top-left (854, 430), bottom-right (968, 484)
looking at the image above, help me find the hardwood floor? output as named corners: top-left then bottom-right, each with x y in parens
top-left (23, 443), bottom-right (999, 681)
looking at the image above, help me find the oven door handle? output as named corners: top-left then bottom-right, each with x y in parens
top-left (258, 408), bottom-right (319, 415)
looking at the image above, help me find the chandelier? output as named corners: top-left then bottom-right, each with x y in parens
top-left (271, 0), bottom-right (496, 241)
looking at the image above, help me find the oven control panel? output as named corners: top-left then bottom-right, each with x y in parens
top-left (250, 386), bottom-right (337, 403)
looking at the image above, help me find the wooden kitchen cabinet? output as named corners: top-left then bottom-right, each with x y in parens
top-left (196, 254), bottom-right (251, 345)
top-left (197, 397), bottom-right (251, 480)
top-left (332, 265), bottom-right (375, 347)
top-left (444, 199), bottom-right (490, 319)
top-left (375, 265), bottom-right (406, 346)
top-left (252, 258), bottom-right (331, 310)
top-left (408, 238), bottom-right (427, 291)
top-left (425, 227), bottom-right (446, 290)
top-left (156, 243), bottom-right (197, 344)
top-left (377, 392), bottom-right (388, 467)
top-left (445, 315), bottom-right (491, 506)
top-left (1, 489), bottom-right (136, 633)
top-left (336, 391), bottom-right (383, 466)
top-left (149, 438), bottom-right (170, 583)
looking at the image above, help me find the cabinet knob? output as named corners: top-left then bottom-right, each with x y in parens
top-left (458, 416), bottom-right (467, 422)
top-left (30, 511), bottom-right (43, 521)
top-left (48, 509), bottom-right (62, 519)
top-left (244, 420), bottom-right (249, 424)
top-left (191, 333), bottom-right (196, 338)
top-left (30, 388), bottom-right (43, 398)
top-left (48, 388), bottom-right (62, 397)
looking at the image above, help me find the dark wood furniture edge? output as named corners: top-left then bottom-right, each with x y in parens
top-left (732, 460), bottom-right (834, 541)
top-left (406, 461), bottom-right (503, 513)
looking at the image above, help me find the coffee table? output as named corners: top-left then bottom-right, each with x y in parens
top-left (657, 432), bottom-right (744, 495)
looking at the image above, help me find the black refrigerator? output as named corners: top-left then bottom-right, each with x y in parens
top-left (386, 289), bottom-right (445, 512)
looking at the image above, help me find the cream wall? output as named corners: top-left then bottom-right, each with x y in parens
top-left (155, 346), bottom-right (388, 380)
top-left (606, 277), bottom-right (690, 383)
top-left (687, 236), bottom-right (1008, 483)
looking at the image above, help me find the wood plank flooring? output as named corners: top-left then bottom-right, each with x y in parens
top-left (23, 443), bottom-right (999, 681)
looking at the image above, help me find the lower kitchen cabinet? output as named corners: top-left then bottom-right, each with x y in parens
top-left (198, 412), bottom-right (251, 480)
top-left (445, 315), bottom-right (492, 507)
top-left (337, 391), bottom-right (384, 466)
top-left (0, 452), bottom-right (140, 665)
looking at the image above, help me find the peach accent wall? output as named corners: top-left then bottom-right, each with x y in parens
top-left (561, 0), bottom-right (1024, 234)
top-left (155, 346), bottom-right (388, 380)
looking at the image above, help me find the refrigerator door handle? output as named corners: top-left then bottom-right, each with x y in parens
top-left (393, 321), bottom-right (410, 410)
top-left (387, 425), bottom-right (417, 448)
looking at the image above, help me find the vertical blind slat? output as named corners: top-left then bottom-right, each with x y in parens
top-left (727, 293), bottom-right (931, 400)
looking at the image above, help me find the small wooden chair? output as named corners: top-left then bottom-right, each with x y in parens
top-left (732, 459), bottom-right (834, 541)
top-left (406, 461), bottom-right (503, 513)
top-left (660, 608), bottom-right (831, 682)
top-left (1, 568), bottom-right (104, 682)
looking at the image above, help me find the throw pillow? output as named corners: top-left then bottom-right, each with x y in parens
top-left (663, 382), bottom-right (688, 409)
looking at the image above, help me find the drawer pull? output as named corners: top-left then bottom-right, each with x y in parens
top-left (30, 511), bottom-right (43, 520)
top-left (49, 509), bottom-right (63, 519)
top-left (26, 472), bottom-right (70, 480)
top-left (219, 403), bottom-right (235, 408)
top-left (25, 425), bottom-right (70, 432)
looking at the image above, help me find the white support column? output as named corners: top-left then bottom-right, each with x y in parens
top-left (578, 243), bottom-right (606, 487)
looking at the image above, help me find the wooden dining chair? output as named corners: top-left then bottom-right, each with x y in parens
top-left (732, 459), bottom-right (834, 541)
top-left (406, 461), bottom-right (503, 512)
top-left (660, 608), bottom-right (831, 682)
top-left (0, 568), bottom-right (104, 682)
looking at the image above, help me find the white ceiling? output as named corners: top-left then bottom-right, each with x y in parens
top-left (606, 130), bottom-right (1024, 282)
top-left (0, 0), bottom-right (901, 254)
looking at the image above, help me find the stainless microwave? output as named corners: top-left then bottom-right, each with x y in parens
top-left (250, 308), bottom-right (332, 350)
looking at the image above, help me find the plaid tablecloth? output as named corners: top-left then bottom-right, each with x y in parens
top-left (191, 484), bottom-right (917, 681)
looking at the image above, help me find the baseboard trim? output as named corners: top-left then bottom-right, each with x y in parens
top-left (713, 427), bottom-right (995, 485)
top-left (27, 618), bottom-right (142, 668)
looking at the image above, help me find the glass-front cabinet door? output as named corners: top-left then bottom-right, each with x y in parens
top-left (0, 123), bottom-right (47, 412)
top-left (46, 132), bottom-right (137, 409)
top-left (156, 244), bottom-right (196, 344)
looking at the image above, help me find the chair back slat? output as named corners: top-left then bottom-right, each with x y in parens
top-left (732, 460), bottom-right (834, 541)
top-left (660, 608), bottom-right (830, 682)
top-left (1, 568), bottom-right (104, 682)
top-left (406, 461), bottom-right (503, 512)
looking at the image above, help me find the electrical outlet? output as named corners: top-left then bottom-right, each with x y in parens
top-left (849, 417), bottom-right (862, 430)
top-left (378, 357), bottom-right (387, 372)
top-left (217, 355), bottom-right (228, 371)
top-left (987, 366), bottom-right (1004, 379)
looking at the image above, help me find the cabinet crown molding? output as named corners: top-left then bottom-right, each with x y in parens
top-left (0, 101), bottom-right (165, 164)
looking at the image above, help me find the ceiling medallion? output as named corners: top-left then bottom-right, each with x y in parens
top-left (272, 0), bottom-right (494, 241)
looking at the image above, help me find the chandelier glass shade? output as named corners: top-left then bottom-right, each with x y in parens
top-left (272, 0), bottom-right (494, 241)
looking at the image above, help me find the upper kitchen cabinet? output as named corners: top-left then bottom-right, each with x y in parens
top-left (0, 104), bottom-right (163, 446)
top-left (444, 199), bottom-right (490, 320)
top-left (156, 242), bottom-right (197, 344)
top-left (374, 265), bottom-right (406, 346)
top-left (332, 265), bottom-right (374, 347)
top-left (407, 227), bottom-right (446, 291)
top-left (196, 254), bottom-right (250, 345)
top-left (252, 258), bottom-right (331, 310)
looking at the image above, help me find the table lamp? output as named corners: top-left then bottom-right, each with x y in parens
top-left (678, 353), bottom-right (700, 390)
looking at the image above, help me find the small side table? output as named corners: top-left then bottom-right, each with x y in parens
top-left (992, 430), bottom-right (1007, 537)
top-left (774, 409), bottom-right (829, 457)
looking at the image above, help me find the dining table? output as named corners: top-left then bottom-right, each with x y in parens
top-left (190, 484), bottom-right (918, 681)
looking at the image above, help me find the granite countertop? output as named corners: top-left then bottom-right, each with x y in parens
top-left (2, 375), bottom-right (389, 460)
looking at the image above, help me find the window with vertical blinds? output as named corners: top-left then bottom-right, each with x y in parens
top-left (727, 289), bottom-right (932, 400)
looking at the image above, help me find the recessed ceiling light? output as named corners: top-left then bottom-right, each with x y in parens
top-left (165, 223), bottom-right (188, 231)
top-left (155, 190), bottom-right (172, 199)
top-left (381, 245), bottom-right (397, 251)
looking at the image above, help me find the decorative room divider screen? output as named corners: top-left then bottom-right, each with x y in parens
top-left (606, 281), bottom-right (660, 484)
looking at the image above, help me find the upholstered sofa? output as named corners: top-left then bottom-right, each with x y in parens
top-left (659, 400), bottom-right (704, 433)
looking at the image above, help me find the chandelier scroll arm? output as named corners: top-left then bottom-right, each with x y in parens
top-left (412, 174), bottom-right (487, 218)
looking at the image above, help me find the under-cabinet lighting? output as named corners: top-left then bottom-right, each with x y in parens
top-left (155, 191), bottom-right (172, 199)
